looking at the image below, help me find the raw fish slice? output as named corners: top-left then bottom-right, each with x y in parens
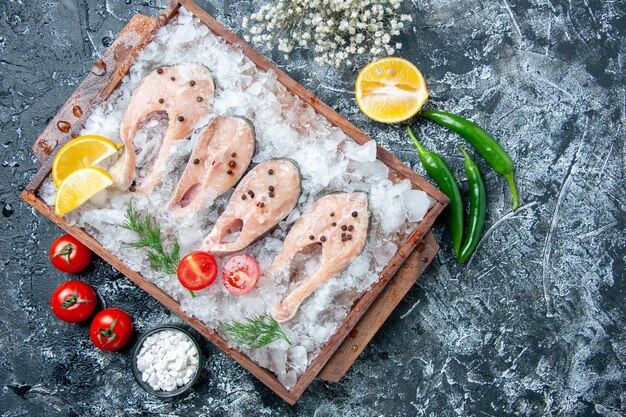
top-left (168, 116), bottom-right (255, 215)
top-left (269, 193), bottom-right (369, 322)
top-left (201, 159), bottom-right (301, 255)
top-left (114, 63), bottom-right (215, 192)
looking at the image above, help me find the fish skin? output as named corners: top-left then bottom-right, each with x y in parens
top-left (168, 115), bottom-right (255, 215)
top-left (113, 63), bottom-right (215, 191)
top-left (269, 192), bottom-right (369, 322)
top-left (202, 159), bottom-right (302, 255)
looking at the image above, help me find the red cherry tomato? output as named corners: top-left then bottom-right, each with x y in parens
top-left (222, 255), bottom-right (260, 296)
top-left (177, 251), bottom-right (218, 291)
top-left (49, 234), bottom-right (92, 273)
top-left (89, 308), bottom-right (133, 351)
top-left (50, 280), bottom-right (97, 323)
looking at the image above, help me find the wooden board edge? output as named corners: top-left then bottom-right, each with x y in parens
top-left (317, 232), bottom-right (439, 382)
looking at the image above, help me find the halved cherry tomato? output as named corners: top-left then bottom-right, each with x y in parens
top-left (89, 308), bottom-right (133, 351)
top-left (49, 234), bottom-right (92, 273)
top-left (50, 280), bottom-right (97, 323)
top-left (177, 251), bottom-right (218, 292)
top-left (222, 255), bottom-right (260, 296)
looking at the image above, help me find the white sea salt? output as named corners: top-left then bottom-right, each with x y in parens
top-left (52, 7), bottom-right (434, 389)
top-left (136, 329), bottom-right (199, 392)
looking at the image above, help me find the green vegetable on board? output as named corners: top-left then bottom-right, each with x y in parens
top-left (221, 315), bottom-right (292, 350)
top-left (122, 203), bottom-right (196, 297)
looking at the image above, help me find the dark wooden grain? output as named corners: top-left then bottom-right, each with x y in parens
top-left (22, 0), bottom-right (446, 405)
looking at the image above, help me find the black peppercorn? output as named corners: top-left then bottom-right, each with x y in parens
top-left (178, 116), bottom-right (184, 122)
top-left (241, 195), bottom-right (246, 200)
top-left (331, 222), bottom-right (336, 227)
top-left (268, 169), bottom-right (274, 175)
top-left (268, 185), bottom-right (275, 191)
top-left (351, 211), bottom-right (358, 217)
top-left (189, 80), bottom-right (196, 86)
top-left (330, 212), bottom-right (335, 217)
top-left (197, 97), bottom-right (203, 102)
top-left (347, 235), bottom-right (352, 240)
top-left (320, 236), bottom-right (326, 242)
top-left (157, 68), bottom-right (163, 74)
top-left (309, 235), bottom-right (315, 240)
top-left (231, 152), bottom-right (237, 157)
top-left (269, 191), bottom-right (274, 198)
top-left (348, 225), bottom-right (354, 231)
top-left (226, 169), bottom-right (233, 175)
top-left (171, 76), bottom-right (176, 81)
top-left (193, 158), bottom-right (200, 164)
top-left (159, 98), bottom-right (164, 104)
top-left (341, 225), bottom-right (347, 231)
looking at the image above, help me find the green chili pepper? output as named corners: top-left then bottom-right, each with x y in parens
top-left (420, 110), bottom-right (519, 211)
top-left (407, 126), bottom-right (464, 257)
top-left (457, 148), bottom-right (486, 264)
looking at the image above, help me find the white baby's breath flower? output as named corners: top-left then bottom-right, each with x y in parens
top-left (244, 0), bottom-right (414, 67)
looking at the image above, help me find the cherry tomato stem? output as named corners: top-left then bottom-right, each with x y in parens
top-left (49, 235), bottom-right (92, 273)
top-left (50, 281), bottom-right (97, 323)
top-left (90, 308), bottom-right (133, 351)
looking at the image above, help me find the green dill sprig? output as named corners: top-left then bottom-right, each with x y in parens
top-left (122, 202), bottom-right (181, 276)
top-left (220, 315), bottom-right (292, 350)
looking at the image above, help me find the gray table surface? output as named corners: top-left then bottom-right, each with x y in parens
top-left (1, 0), bottom-right (624, 416)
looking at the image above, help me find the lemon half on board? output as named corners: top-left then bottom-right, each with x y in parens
top-left (355, 57), bottom-right (429, 124)
top-left (54, 167), bottom-right (113, 217)
top-left (52, 135), bottom-right (122, 187)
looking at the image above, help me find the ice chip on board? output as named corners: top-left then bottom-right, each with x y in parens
top-left (343, 140), bottom-right (377, 162)
top-left (403, 189), bottom-right (430, 222)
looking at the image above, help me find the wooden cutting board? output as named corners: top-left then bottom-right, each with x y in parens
top-left (29, 13), bottom-right (439, 382)
top-left (25, 3), bottom-right (444, 402)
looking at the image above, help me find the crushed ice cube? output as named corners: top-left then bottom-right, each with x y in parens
top-left (403, 190), bottom-right (430, 222)
top-left (343, 140), bottom-right (377, 162)
top-left (373, 241), bottom-right (398, 266)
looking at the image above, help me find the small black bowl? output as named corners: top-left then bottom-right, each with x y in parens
top-left (131, 324), bottom-right (204, 398)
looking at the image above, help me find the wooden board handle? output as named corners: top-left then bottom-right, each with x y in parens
top-left (32, 14), bottom-right (157, 163)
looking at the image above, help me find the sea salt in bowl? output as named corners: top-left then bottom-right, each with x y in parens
top-left (131, 325), bottom-right (204, 398)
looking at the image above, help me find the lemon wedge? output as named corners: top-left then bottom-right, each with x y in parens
top-left (54, 167), bottom-right (113, 217)
top-left (52, 135), bottom-right (122, 187)
top-left (355, 57), bottom-right (429, 124)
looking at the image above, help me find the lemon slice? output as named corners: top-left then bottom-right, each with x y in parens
top-left (355, 57), bottom-right (429, 124)
top-left (54, 167), bottom-right (113, 217)
top-left (52, 135), bottom-right (122, 187)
